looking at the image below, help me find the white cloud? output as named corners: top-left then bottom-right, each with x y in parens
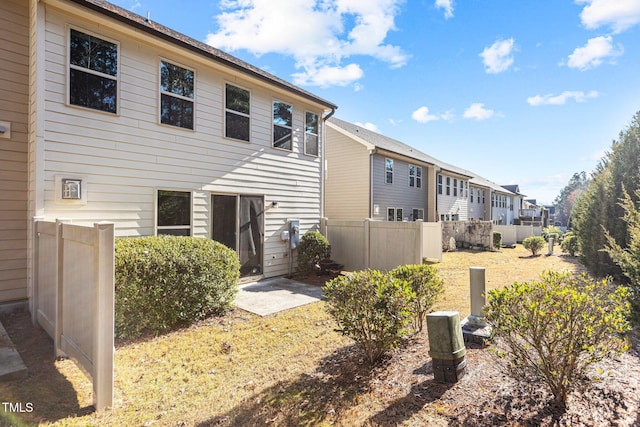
top-left (411, 106), bottom-right (453, 123)
top-left (463, 103), bottom-right (494, 120)
top-left (292, 63), bottom-right (363, 87)
top-left (577, 0), bottom-right (640, 33)
top-left (205, 0), bottom-right (409, 87)
top-left (566, 35), bottom-right (623, 70)
top-left (354, 122), bottom-right (380, 133)
top-left (479, 38), bottom-right (516, 74)
top-left (435, 0), bottom-right (454, 19)
top-left (526, 90), bottom-right (599, 106)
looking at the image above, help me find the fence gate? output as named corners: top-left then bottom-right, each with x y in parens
top-left (32, 220), bottom-right (114, 411)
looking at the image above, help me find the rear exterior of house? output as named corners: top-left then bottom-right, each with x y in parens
top-left (0, 0), bottom-right (336, 306)
top-left (435, 171), bottom-right (471, 221)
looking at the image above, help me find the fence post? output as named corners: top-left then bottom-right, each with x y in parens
top-left (364, 219), bottom-right (371, 269)
top-left (31, 217), bottom-right (44, 326)
top-left (55, 218), bottom-right (71, 358)
top-left (93, 222), bottom-right (114, 411)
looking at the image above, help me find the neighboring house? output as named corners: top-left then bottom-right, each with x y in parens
top-left (434, 163), bottom-right (474, 222)
top-left (325, 117), bottom-right (533, 226)
top-left (501, 184), bottom-right (526, 225)
top-left (326, 117), bottom-right (444, 222)
top-left (0, 0), bottom-right (337, 305)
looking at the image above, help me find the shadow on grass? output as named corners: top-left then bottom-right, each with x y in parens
top-left (367, 361), bottom-right (454, 425)
top-left (0, 312), bottom-right (94, 425)
top-left (196, 344), bottom-right (376, 426)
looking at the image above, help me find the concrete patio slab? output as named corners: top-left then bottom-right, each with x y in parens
top-left (0, 319), bottom-right (28, 381)
top-left (235, 277), bottom-right (324, 316)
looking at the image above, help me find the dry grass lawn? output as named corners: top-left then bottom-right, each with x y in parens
top-left (3, 246), bottom-right (635, 427)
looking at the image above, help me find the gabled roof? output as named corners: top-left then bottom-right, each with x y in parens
top-left (470, 175), bottom-right (516, 195)
top-left (327, 117), bottom-right (473, 178)
top-left (501, 184), bottom-right (526, 197)
top-left (68, 0), bottom-right (337, 111)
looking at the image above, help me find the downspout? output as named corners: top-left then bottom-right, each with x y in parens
top-left (320, 107), bottom-right (336, 222)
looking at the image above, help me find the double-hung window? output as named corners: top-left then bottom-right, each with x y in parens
top-left (409, 165), bottom-right (422, 188)
top-left (225, 83), bottom-right (250, 141)
top-left (437, 175), bottom-right (443, 194)
top-left (273, 100), bottom-right (293, 150)
top-left (460, 180), bottom-right (464, 198)
top-left (453, 179), bottom-right (458, 197)
top-left (160, 60), bottom-right (194, 129)
top-left (385, 159), bottom-right (394, 184)
top-left (69, 29), bottom-right (118, 113)
top-left (157, 190), bottom-right (191, 236)
top-left (446, 177), bottom-right (451, 196)
top-left (305, 112), bottom-right (319, 156)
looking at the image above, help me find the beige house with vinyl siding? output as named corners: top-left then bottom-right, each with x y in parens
top-left (0, 0), bottom-right (336, 306)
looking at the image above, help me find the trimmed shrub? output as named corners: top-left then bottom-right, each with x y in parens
top-left (297, 230), bottom-right (331, 276)
top-left (542, 225), bottom-right (563, 242)
top-left (390, 264), bottom-right (445, 332)
top-left (522, 235), bottom-right (546, 256)
top-left (115, 235), bottom-right (240, 339)
top-left (493, 231), bottom-right (502, 250)
top-left (323, 269), bottom-right (414, 364)
top-left (484, 271), bottom-right (630, 406)
top-left (560, 232), bottom-right (579, 256)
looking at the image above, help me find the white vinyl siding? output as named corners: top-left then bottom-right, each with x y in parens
top-left (37, 8), bottom-right (327, 278)
top-left (0, 0), bottom-right (29, 302)
top-left (436, 172), bottom-right (469, 221)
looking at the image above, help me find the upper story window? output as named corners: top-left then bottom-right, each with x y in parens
top-left (273, 100), bottom-right (293, 150)
top-left (305, 112), bottom-right (319, 156)
top-left (385, 158), bottom-right (394, 184)
top-left (446, 177), bottom-right (451, 195)
top-left (471, 190), bottom-right (474, 203)
top-left (460, 180), bottom-right (464, 198)
top-left (437, 175), bottom-right (443, 194)
top-left (160, 60), bottom-right (194, 129)
top-left (225, 83), bottom-right (250, 141)
top-left (453, 179), bottom-right (458, 197)
top-left (409, 165), bottom-right (422, 188)
top-left (157, 190), bottom-right (191, 236)
top-left (69, 29), bottom-right (118, 113)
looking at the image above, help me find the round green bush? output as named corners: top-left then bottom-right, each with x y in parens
top-left (297, 230), bottom-right (331, 276)
top-left (390, 264), bottom-right (444, 332)
top-left (484, 271), bottom-right (630, 406)
top-left (522, 235), bottom-right (546, 256)
top-left (560, 232), bottom-right (579, 256)
top-left (323, 269), bottom-right (414, 364)
top-left (493, 231), bottom-right (503, 250)
top-left (115, 235), bottom-right (240, 339)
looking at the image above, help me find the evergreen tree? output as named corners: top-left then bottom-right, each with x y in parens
top-left (553, 171), bottom-right (588, 227)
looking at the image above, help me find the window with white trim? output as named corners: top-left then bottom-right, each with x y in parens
top-left (157, 190), bottom-right (191, 236)
top-left (305, 112), bottom-right (319, 156)
top-left (273, 100), bottom-right (293, 150)
top-left (69, 29), bottom-right (118, 113)
top-left (453, 179), bottom-right (458, 197)
top-left (387, 207), bottom-right (403, 221)
top-left (225, 83), bottom-right (250, 141)
top-left (160, 60), bottom-right (194, 129)
top-left (385, 158), bottom-right (394, 184)
top-left (412, 208), bottom-right (424, 221)
top-left (446, 177), bottom-right (451, 195)
top-left (409, 165), bottom-right (422, 188)
top-left (437, 174), bottom-right (443, 194)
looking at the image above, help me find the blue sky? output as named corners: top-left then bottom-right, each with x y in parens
top-left (111, 0), bottom-right (640, 204)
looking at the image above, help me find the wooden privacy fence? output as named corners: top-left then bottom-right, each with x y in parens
top-left (32, 219), bottom-right (114, 411)
top-left (321, 218), bottom-right (442, 272)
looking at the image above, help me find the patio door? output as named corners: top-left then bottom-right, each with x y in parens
top-left (212, 194), bottom-right (264, 277)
